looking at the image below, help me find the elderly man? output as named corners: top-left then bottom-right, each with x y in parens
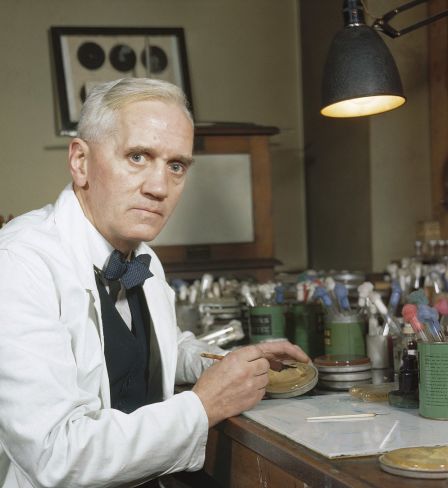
top-left (0, 78), bottom-right (307, 488)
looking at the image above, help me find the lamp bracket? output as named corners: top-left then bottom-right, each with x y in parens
top-left (372, 0), bottom-right (448, 38)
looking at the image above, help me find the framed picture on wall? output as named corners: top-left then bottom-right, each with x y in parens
top-left (50, 26), bottom-right (194, 136)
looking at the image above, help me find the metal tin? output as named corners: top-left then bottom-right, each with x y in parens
top-left (314, 354), bottom-right (371, 373)
top-left (286, 303), bottom-right (325, 358)
top-left (249, 305), bottom-right (286, 344)
top-left (418, 342), bottom-right (448, 420)
top-left (324, 313), bottom-right (366, 356)
top-left (329, 271), bottom-right (366, 306)
top-left (318, 378), bottom-right (372, 391)
top-left (198, 297), bottom-right (241, 322)
top-left (319, 370), bottom-right (372, 382)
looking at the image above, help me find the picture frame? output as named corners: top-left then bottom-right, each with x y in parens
top-left (50, 26), bottom-right (193, 136)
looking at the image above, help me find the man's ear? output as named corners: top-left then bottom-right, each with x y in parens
top-left (69, 138), bottom-right (90, 187)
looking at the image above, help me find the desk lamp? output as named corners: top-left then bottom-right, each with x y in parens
top-left (321, 0), bottom-right (448, 118)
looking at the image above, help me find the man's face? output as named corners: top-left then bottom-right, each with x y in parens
top-left (73, 100), bottom-right (194, 253)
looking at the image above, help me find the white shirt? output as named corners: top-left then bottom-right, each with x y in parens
top-left (84, 218), bottom-right (133, 330)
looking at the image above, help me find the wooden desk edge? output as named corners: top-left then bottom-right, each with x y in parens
top-left (204, 415), bottom-right (444, 488)
top-left (205, 415), bottom-right (368, 488)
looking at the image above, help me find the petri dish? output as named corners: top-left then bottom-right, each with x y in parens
top-left (314, 355), bottom-right (371, 373)
top-left (266, 362), bottom-right (318, 398)
top-left (379, 446), bottom-right (448, 479)
top-left (349, 382), bottom-right (396, 402)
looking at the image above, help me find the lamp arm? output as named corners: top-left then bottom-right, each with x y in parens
top-left (372, 0), bottom-right (448, 38)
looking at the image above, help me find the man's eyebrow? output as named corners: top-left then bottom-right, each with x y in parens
top-left (176, 155), bottom-right (195, 167)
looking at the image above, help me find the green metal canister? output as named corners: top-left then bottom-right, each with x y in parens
top-left (418, 342), bottom-right (448, 419)
top-left (249, 305), bottom-right (286, 343)
top-left (287, 303), bottom-right (325, 359)
top-left (324, 313), bottom-right (366, 356)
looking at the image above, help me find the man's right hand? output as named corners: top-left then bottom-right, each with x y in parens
top-left (192, 345), bottom-right (269, 427)
top-left (192, 341), bottom-right (309, 427)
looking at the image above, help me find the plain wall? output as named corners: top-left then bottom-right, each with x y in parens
top-left (0, 0), bottom-right (307, 270)
top-left (301, 0), bottom-right (432, 272)
top-left (301, 0), bottom-right (373, 271)
top-left (369, 0), bottom-right (432, 271)
top-left (0, 0), bottom-right (435, 274)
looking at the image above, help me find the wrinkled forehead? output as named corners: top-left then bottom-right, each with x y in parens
top-left (90, 100), bottom-right (191, 147)
top-left (102, 100), bottom-right (194, 153)
top-left (105, 90), bottom-right (193, 123)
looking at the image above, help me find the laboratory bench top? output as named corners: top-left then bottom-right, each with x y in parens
top-left (204, 414), bottom-right (446, 488)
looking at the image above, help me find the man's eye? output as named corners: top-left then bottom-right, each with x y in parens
top-left (169, 162), bottom-right (186, 175)
top-left (130, 153), bottom-right (145, 164)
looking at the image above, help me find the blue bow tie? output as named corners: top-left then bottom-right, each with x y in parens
top-left (103, 250), bottom-right (153, 289)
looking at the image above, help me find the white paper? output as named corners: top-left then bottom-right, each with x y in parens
top-left (243, 393), bottom-right (448, 458)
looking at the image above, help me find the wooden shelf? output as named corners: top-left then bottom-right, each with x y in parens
top-left (163, 258), bottom-right (281, 282)
top-left (153, 123), bottom-right (279, 281)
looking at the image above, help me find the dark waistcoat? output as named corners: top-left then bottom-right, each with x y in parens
top-left (95, 274), bottom-right (163, 413)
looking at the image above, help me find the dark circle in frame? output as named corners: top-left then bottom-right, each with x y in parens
top-left (77, 42), bottom-right (106, 70)
top-left (109, 44), bottom-right (137, 72)
top-left (80, 84), bottom-right (87, 103)
top-left (141, 46), bottom-right (168, 74)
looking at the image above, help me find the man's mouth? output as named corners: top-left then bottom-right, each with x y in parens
top-left (133, 207), bottom-right (163, 217)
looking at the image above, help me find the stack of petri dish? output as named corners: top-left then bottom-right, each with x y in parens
top-left (314, 354), bottom-right (372, 391)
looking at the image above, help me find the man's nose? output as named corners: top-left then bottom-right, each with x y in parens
top-left (141, 162), bottom-right (169, 200)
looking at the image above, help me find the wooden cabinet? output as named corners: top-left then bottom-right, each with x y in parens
top-left (152, 123), bottom-right (280, 282)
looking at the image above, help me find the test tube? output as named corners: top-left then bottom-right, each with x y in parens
top-left (402, 304), bottom-right (431, 343)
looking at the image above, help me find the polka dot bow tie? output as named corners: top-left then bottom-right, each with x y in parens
top-left (103, 250), bottom-right (154, 289)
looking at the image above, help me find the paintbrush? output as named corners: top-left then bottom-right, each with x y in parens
top-left (200, 353), bottom-right (298, 371)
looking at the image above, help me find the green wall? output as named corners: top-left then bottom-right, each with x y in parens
top-left (0, 0), bottom-right (307, 270)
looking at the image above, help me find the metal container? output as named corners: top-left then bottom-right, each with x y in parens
top-left (287, 303), bottom-right (325, 358)
top-left (418, 342), bottom-right (448, 420)
top-left (324, 313), bottom-right (366, 356)
top-left (249, 305), bottom-right (286, 344)
top-left (330, 271), bottom-right (366, 307)
top-left (198, 297), bottom-right (241, 323)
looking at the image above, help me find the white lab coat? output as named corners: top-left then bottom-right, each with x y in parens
top-left (0, 185), bottom-right (215, 488)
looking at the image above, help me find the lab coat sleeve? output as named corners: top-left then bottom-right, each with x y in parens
top-left (175, 329), bottom-right (227, 385)
top-left (0, 249), bottom-right (209, 488)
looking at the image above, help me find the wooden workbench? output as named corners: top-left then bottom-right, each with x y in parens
top-left (204, 414), bottom-right (446, 488)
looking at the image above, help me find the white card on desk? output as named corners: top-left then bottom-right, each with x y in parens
top-left (243, 393), bottom-right (448, 459)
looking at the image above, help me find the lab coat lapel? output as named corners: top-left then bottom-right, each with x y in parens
top-left (53, 185), bottom-right (98, 293)
top-left (53, 186), bottom-right (110, 404)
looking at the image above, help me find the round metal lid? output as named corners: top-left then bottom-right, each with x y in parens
top-left (314, 355), bottom-right (372, 373)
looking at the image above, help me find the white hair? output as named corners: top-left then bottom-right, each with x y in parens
top-left (77, 78), bottom-right (193, 142)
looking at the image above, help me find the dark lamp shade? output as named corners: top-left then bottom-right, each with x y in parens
top-left (321, 24), bottom-right (406, 118)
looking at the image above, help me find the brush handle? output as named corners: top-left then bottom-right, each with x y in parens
top-left (200, 353), bottom-right (224, 360)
